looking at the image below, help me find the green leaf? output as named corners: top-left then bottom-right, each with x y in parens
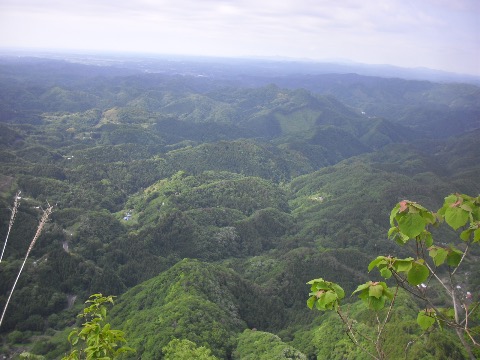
top-left (422, 211), bottom-right (436, 225)
top-left (352, 282), bottom-right (371, 295)
top-left (474, 228), bottom-right (480, 243)
top-left (388, 226), bottom-right (398, 238)
top-left (383, 287), bottom-right (394, 300)
top-left (307, 296), bottom-right (316, 310)
top-left (331, 283), bottom-right (345, 299)
top-left (390, 204), bottom-right (401, 226)
top-left (439, 307), bottom-right (455, 319)
top-left (417, 310), bottom-right (436, 330)
top-left (443, 194), bottom-right (458, 207)
top-left (68, 330), bottom-right (78, 344)
top-left (393, 258), bottom-right (413, 273)
top-left (368, 256), bottom-right (386, 272)
top-left (311, 282), bottom-right (331, 291)
top-left (460, 203), bottom-right (472, 212)
top-left (460, 229), bottom-right (472, 241)
top-left (407, 262), bottom-right (429, 286)
top-left (315, 297), bottom-right (326, 310)
top-left (473, 206), bottom-right (480, 222)
top-left (422, 231), bottom-right (434, 247)
top-left (410, 202), bottom-right (429, 212)
top-left (397, 213), bottom-right (426, 238)
top-left (429, 247), bottom-right (448, 267)
top-left (369, 296), bottom-right (386, 311)
top-left (100, 306), bottom-right (107, 320)
top-left (446, 249), bottom-right (462, 267)
top-left (444, 207), bottom-right (469, 230)
top-left (380, 267), bottom-right (392, 279)
top-left (319, 291), bottom-right (338, 309)
top-left (369, 284), bottom-right (384, 299)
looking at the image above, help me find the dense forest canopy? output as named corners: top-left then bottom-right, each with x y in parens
top-left (0, 55), bottom-right (479, 359)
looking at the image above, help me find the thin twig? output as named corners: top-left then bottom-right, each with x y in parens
top-left (391, 271), bottom-right (423, 300)
top-left (449, 272), bottom-right (460, 323)
top-left (404, 340), bottom-right (414, 359)
top-left (425, 262), bottom-right (452, 296)
top-left (375, 285), bottom-right (399, 358)
top-left (391, 271), bottom-right (457, 328)
top-left (0, 191), bottom-right (21, 263)
top-left (464, 303), bottom-right (469, 330)
top-left (337, 308), bottom-right (380, 360)
top-left (461, 303), bottom-right (479, 326)
top-left (0, 204), bottom-right (53, 328)
top-left (452, 243), bottom-right (469, 276)
top-left (465, 330), bottom-right (480, 348)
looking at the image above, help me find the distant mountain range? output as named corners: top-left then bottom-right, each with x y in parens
top-left (1, 49), bottom-right (480, 85)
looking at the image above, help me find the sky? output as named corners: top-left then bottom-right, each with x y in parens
top-left (0, 0), bottom-right (479, 76)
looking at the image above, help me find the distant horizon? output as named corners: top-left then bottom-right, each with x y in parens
top-left (1, 47), bottom-right (480, 83)
top-left (1, 1), bottom-right (478, 77)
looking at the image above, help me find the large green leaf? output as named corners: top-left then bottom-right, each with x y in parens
top-left (428, 247), bottom-right (448, 267)
top-left (317, 291), bottom-right (338, 310)
top-left (446, 248), bottom-right (462, 267)
top-left (460, 228), bottom-right (472, 241)
top-left (352, 282), bottom-right (371, 295)
top-left (397, 213), bottom-right (426, 238)
top-left (368, 284), bottom-right (384, 299)
top-left (417, 310), bottom-right (436, 330)
top-left (393, 258), bottom-right (413, 273)
top-left (422, 211), bottom-right (436, 225)
top-left (420, 231), bottom-right (434, 247)
top-left (440, 195), bottom-right (458, 210)
top-left (444, 207), bottom-right (469, 230)
top-left (368, 256), bottom-right (386, 272)
top-left (368, 296), bottom-right (386, 311)
top-left (380, 267), bottom-right (392, 279)
top-left (331, 283), bottom-right (345, 299)
top-left (407, 262), bottom-right (429, 286)
top-left (311, 282), bottom-right (331, 291)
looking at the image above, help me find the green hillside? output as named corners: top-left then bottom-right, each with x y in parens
top-left (0, 57), bottom-right (478, 359)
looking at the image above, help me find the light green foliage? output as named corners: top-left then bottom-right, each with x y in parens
top-left (352, 281), bottom-right (393, 311)
top-left (307, 278), bottom-right (345, 311)
top-left (162, 338), bottom-right (218, 359)
top-left (63, 294), bottom-right (134, 360)
top-left (417, 309), bottom-right (437, 331)
top-left (233, 329), bottom-right (307, 359)
top-left (438, 194), bottom-right (478, 230)
top-left (108, 260), bottom-right (252, 359)
top-left (127, 171), bottom-right (292, 260)
top-left (389, 199), bottom-right (436, 242)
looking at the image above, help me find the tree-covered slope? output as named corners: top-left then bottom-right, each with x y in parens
top-left (109, 259), bottom-right (287, 359)
top-left (0, 56), bottom-right (479, 359)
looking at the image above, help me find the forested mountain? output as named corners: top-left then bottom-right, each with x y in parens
top-left (0, 56), bottom-right (479, 359)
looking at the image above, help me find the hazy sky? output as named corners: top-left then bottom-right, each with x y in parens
top-left (1, 0), bottom-right (479, 75)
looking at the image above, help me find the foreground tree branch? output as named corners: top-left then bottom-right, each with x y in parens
top-left (307, 193), bottom-right (480, 359)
